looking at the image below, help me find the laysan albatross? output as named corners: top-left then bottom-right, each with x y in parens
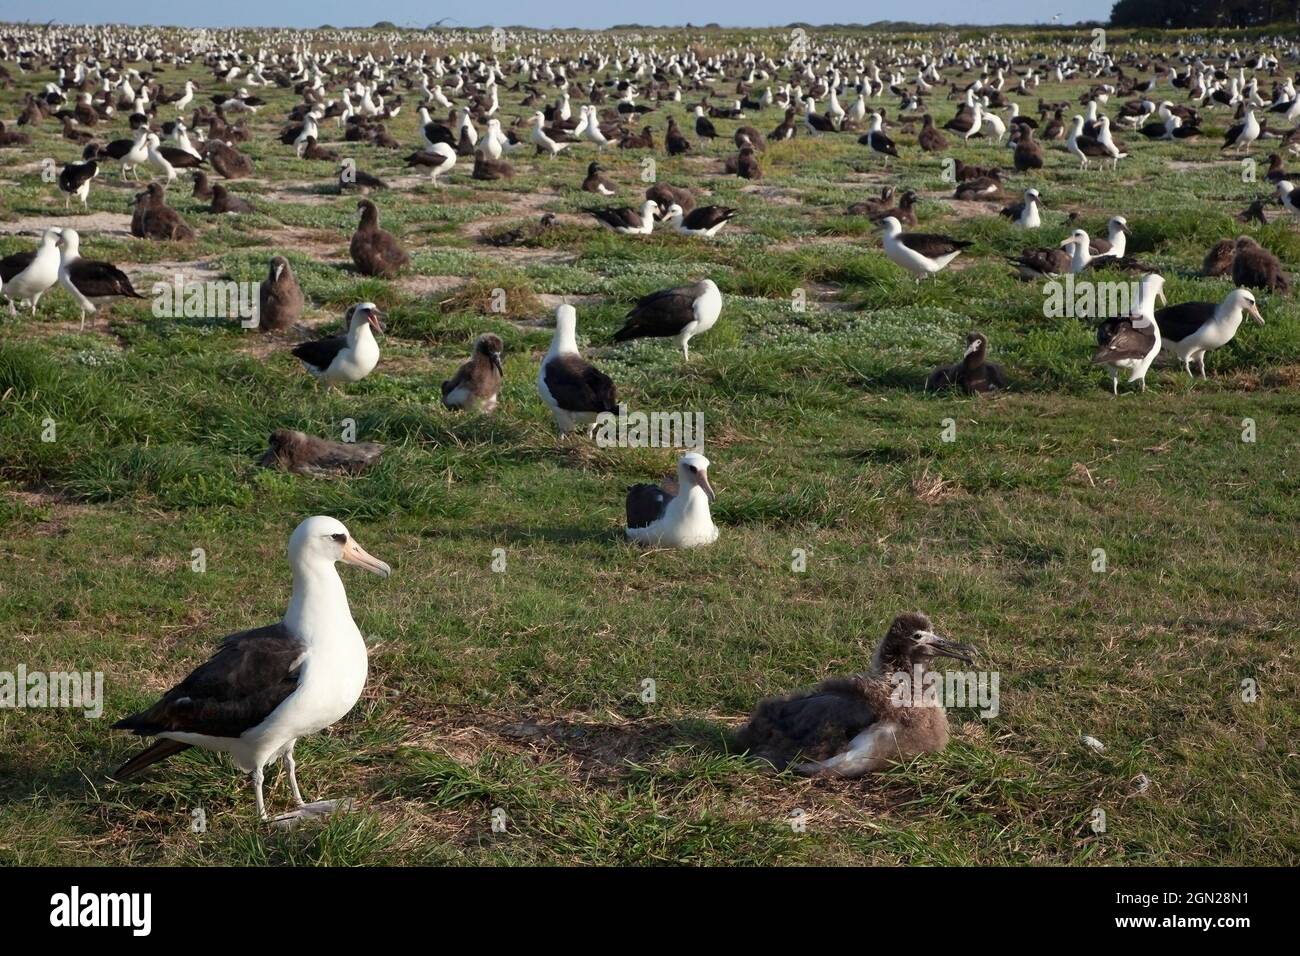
top-left (112, 516), bottom-right (391, 823)
top-left (537, 304), bottom-right (618, 436)
top-left (291, 302), bottom-right (384, 388)
top-left (734, 612), bottom-right (976, 776)
top-left (625, 453), bottom-right (719, 549)
top-left (612, 278), bottom-right (722, 361)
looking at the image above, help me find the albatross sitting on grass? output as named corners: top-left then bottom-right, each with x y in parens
top-left (112, 516), bottom-right (391, 824)
top-left (625, 453), bottom-right (719, 549)
top-left (734, 612), bottom-right (976, 776)
top-left (291, 302), bottom-right (384, 388)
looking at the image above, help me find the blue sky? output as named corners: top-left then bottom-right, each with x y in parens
top-left (18, 1), bottom-right (1115, 29)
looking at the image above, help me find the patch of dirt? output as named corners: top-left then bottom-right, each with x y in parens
top-left (0, 211), bottom-right (134, 237)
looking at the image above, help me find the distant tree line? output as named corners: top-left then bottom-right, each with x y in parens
top-left (1111, 0), bottom-right (1300, 27)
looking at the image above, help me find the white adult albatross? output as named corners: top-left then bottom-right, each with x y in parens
top-left (625, 453), bottom-right (720, 549)
top-left (112, 516), bottom-right (391, 824)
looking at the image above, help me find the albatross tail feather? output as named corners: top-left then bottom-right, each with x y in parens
top-left (112, 739), bottom-right (193, 781)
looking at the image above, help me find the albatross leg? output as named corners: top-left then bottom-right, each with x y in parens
top-left (283, 742), bottom-right (305, 807)
top-left (253, 765), bottom-right (268, 821)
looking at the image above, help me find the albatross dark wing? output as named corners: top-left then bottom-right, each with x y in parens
top-left (626, 482), bottom-right (674, 528)
top-left (0, 251), bottom-right (34, 283)
top-left (591, 207), bottom-right (641, 230)
top-left (67, 259), bottom-right (144, 299)
top-left (292, 333), bottom-right (347, 371)
top-left (544, 354), bottom-right (618, 413)
top-left (1093, 318), bottom-right (1155, 363)
top-left (1155, 302), bottom-right (1216, 343)
top-left (734, 677), bottom-right (879, 769)
top-left (613, 286), bottom-right (696, 340)
top-left (900, 233), bottom-right (972, 257)
top-left (112, 623), bottom-right (306, 777)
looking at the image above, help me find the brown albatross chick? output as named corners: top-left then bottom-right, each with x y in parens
top-left (646, 182), bottom-right (695, 216)
top-left (210, 183), bottom-right (254, 214)
top-left (472, 150), bottom-right (514, 181)
top-left (206, 140), bottom-right (253, 179)
top-left (441, 333), bottom-right (505, 412)
top-left (926, 331), bottom-right (1007, 394)
top-left (257, 256), bottom-right (304, 332)
top-left (132, 184), bottom-right (195, 241)
top-left (724, 144), bottom-right (762, 179)
top-left (1202, 239), bottom-right (1236, 278)
top-left (350, 199), bottom-right (408, 278)
top-left (917, 113), bottom-right (948, 152)
top-left (734, 612), bottom-right (976, 776)
top-left (191, 170), bottom-right (213, 200)
top-left (1232, 236), bottom-right (1290, 293)
top-left (258, 429), bottom-right (384, 477)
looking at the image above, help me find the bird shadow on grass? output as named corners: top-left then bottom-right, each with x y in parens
top-left (447, 522), bottom-right (621, 547)
top-left (492, 714), bottom-right (744, 776)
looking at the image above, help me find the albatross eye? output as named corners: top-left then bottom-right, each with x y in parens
top-left (330, 533), bottom-right (347, 543)
top-left (687, 465), bottom-right (698, 473)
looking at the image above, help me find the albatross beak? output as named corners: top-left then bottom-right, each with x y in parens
top-left (916, 631), bottom-right (976, 664)
top-left (490, 351), bottom-right (503, 374)
top-left (1247, 302), bottom-right (1265, 325)
top-left (696, 470), bottom-right (716, 502)
top-left (342, 538), bottom-right (391, 578)
top-left (368, 310), bottom-right (386, 334)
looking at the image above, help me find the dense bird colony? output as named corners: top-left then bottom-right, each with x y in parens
top-left (0, 22), bottom-right (1296, 866)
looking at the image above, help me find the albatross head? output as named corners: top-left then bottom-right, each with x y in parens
top-left (289, 516), bottom-right (391, 578)
top-left (1061, 228), bottom-right (1090, 252)
top-left (475, 332), bottom-right (505, 373)
top-left (1228, 288), bottom-right (1264, 325)
top-left (55, 228), bottom-right (80, 256)
top-left (677, 453), bottom-right (715, 501)
top-left (872, 612), bottom-right (976, 674)
top-left (346, 302), bottom-right (385, 335)
top-left (963, 331), bottom-right (988, 360)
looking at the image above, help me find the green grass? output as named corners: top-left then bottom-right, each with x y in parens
top-left (1, 25), bottom-right (1299, 866)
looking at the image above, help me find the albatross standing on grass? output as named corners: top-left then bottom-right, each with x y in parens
top-left (625, 452), bottom-right (719, 549)
top-left (1092, 273), bottom-right (1166, 394)
top-left (879, 216), bottom-right (971, 278)
top-left (56, 228), bottom-right (144, 329)
top-left (1156, 287), bottom-right (1263, 378)
top-left (1, 228), bottom-right (62, 316)
top-left (112, 516), bottom-right (390, 824)
top-left (537, 304), bottom-right (618, 436)
top-left (612, 279), bottom-right (721, 361)
top-left (734, 612), bottom-right (976, 776)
